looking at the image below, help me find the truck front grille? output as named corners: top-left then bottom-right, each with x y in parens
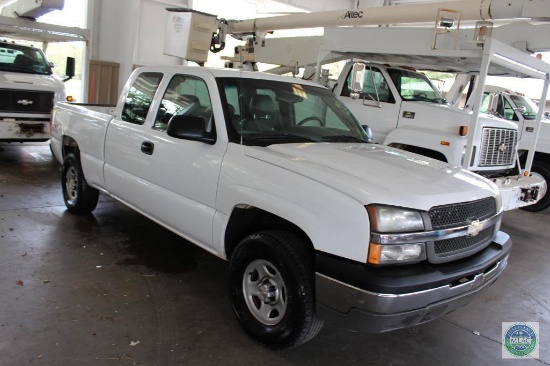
top-left (428, 197), bottom-right (496, 230)
top-left (0, 89), bottom-right (54, 114)
top-left (478, 128), bottom-right (517, 167)
top-left (434, 227), bottom-right (494, 256)
top-left (427, 197), bottom-right (497, 262)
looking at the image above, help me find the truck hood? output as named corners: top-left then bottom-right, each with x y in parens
top-left (245, 143), bottom-right (498, 211)
top-left (401, 101), bottom-right (517, 130)
top-left (0, 71), bottom-right (65, 98)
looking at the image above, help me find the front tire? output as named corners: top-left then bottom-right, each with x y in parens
top-left (61, 153), bottom-right (99, 214)
top-left (521, 160), bottom-right (550, 212)
top-left (229, 231), bottom-right (323, 349)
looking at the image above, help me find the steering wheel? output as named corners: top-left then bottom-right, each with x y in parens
top-left (413, 92), bottom-right (428, 99)
top-left (297, 116), bottom-right (324, 126)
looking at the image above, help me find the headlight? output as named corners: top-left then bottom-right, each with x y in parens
top-left (367, 205), bottom-right (426, 265)
top-left (367, 205), bottom-right (424, 233)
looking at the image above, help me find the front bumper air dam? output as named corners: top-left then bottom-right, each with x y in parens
top-left (315, 231), bottom-right (511, 333)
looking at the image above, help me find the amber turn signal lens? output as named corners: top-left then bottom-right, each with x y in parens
top-left (66, 96), bottom-right (73, 102)
top-left (367, 243), bottom-right (381, 264)
top-left (459, 126), bottom-right (468, 136)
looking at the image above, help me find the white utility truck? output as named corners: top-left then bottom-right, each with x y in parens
top-left (0, 1), bottom-right (89, 144)
top-left (51, 65), bottom-right (511, 349)
top-left (478, 86), bottom-right (550, 211)
top-left (0, 39), bottom-right (72, 142)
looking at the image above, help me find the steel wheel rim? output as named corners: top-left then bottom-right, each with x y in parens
top-left (65, 166), bottom-right (78, 205)
top-left (242, 258), bottom-right (287, 326)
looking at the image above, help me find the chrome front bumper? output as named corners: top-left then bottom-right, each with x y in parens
top-left (315, 232), bottom-right (511, 333)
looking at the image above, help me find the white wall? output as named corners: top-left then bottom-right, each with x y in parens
top-left (89, 0), bottom-right (189, 93)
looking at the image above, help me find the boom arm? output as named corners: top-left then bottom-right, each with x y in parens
top-left (221, 0), bottom-right (550, 35)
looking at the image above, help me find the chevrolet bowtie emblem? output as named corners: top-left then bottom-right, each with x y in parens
top-left (467, 220), bottom-right (483, 236)
top-left (499, 143), bottom-right (507, 153)
top-left (17, 99), bottom-right (34, 106)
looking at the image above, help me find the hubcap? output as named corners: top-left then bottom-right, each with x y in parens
top-left (242, 259), bottom-right (287, 326)
top-left (65, 166), bottom-right (78, 205)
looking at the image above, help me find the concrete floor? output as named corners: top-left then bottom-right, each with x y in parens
top-left (0, 142), bottom-right (549, 366)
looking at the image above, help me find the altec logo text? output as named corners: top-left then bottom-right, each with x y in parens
top-left (341, 11), bottom-right (363, 19)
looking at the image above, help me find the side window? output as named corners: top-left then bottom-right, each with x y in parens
top-left (224, 85), bottom-right (240, 117)
top-left (154, 75), bottom-right (213, 131)
top-left (344, 67), bottom-right (392, 103)
top-left (121, 72), bottom-right (163, 125)
top-left (501, 96), bottom-right (517, 121)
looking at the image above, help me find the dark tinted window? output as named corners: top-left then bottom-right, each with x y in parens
top-left (121, 72), bottom-right (163, 125)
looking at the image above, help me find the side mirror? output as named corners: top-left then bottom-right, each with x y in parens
top-left (63, 57), bottom-right (75, 82)
top-left (361, 124), bottom-right (373, 142)
top-left (167, 115), bottom-right (216, 145)
top-left (487, 93), bottom-right (499, 115)
top-left (350, 63), bottom-right (365, 100)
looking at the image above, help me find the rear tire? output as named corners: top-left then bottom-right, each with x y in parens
top-left (229, 230), bottom-right (323, 349)
top-left (61, 153), bottom-right (99, 214)
top-left (521, 160), bottom-right (550, 212)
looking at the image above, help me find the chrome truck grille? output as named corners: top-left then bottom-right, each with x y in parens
top-left (478, 128), bottom-right (517, 167)
top-left (428, 197), bottom-right (497, 260)
top-left (0, 89), bottom-right (54, 114)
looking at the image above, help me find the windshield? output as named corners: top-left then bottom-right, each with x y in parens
top-left (0, 43), bottom-right (52, 75)
top-left (387, 68), bottom-right (446, 104)
top-left (217, 77), bottom-right (370, 147)
top-left (510, 94), bottom-right (540, 120)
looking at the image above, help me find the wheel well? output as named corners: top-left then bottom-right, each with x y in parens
top-left (224, 206), bottom-right (313, 260)
top-left (518, 150), bottom-right (550, 168)
top-left (62, 136), bottom-right (79, 159)
top-left (389, 143), bottom-right (447, 162)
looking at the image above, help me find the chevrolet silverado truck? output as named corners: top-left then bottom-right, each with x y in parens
top-left (0, 40), bottom-right (72, 143)
top-left (332, 62), bottom-right (545, 211)
top-left (51, 66), bottom-right (511, 349)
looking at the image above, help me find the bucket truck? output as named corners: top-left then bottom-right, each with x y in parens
top-left (0, 0), bottom-right (88, 144)
top-left (476, 85), bottom-right (550, 211)
top-left (179, 0), bottom-right (550, 211)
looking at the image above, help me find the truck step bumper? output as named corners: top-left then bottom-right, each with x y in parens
top-left (492, 174), bottom-right (547, 211)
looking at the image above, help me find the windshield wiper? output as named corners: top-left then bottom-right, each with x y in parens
top-left (321, 135), bottom-right (367, 143)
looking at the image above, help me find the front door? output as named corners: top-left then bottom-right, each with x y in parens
top-left (337, 66), bottom-right (401, 143)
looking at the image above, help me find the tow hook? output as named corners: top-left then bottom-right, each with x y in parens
top-left (520, 186), bottom-right (539, 202)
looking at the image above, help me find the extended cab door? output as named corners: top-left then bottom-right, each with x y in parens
top-left (336, 65), bottom-right (400, 143)
top-left (104, 69), bottom-right (225, 251)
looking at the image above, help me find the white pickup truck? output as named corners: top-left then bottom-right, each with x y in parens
top-left (51, 66), bottom-right (511, 349)
top-left (332, 62), bottom-right (545, 211)
top-left (479, 85), bottom-right (550, 211)
top-left (0, 40), bottom-right (71, 143)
